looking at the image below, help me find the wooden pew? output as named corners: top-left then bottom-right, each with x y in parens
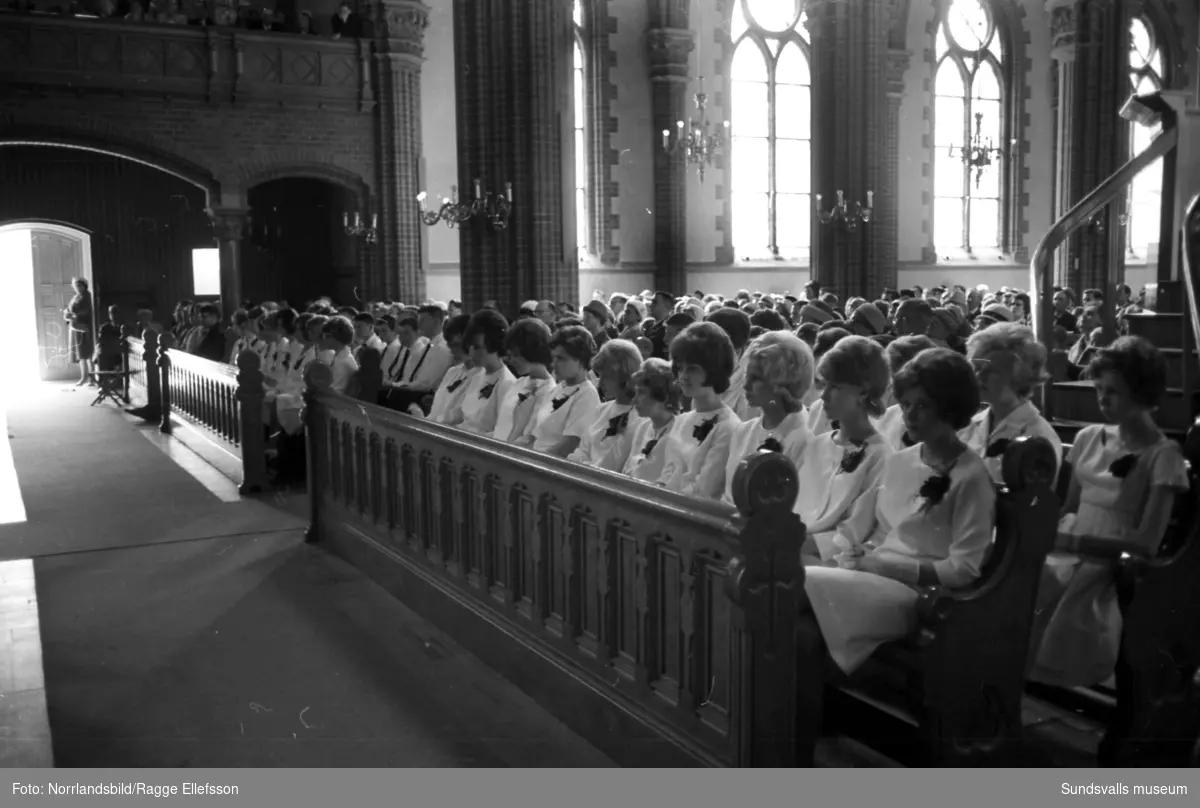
top-left (802, 436), bottom-right (1061, 767)
top-left (1032, 418), bottom-right (1200, 766)
top-left (300, 363), bottom-right (813, 767)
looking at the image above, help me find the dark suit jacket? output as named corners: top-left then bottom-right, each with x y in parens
top-left (194, 326), bottom-right (228, 363)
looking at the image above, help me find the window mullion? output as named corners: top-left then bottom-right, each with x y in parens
top-left (768, 64), bottom-right (778, 257)
top-left (962, 80), bottom-right (972, 253)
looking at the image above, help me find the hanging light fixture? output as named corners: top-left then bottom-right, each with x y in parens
top-left (661, 76), bottom-right (729, 183)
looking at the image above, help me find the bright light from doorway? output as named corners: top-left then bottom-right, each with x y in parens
top-left (0, 228), bottom-right (44, 387)
top-left (193, 248), bottom-right (220, 296)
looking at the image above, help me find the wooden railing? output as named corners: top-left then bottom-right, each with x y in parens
top-left (301, 363), bottom-right (814, 768)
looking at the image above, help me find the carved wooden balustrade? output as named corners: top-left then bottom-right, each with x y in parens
top-left (301, 363), bottom-right (813, 768)
top-left (0, 12), bottom-right (373, 110)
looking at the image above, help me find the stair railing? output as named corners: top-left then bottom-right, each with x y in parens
top-left (1180, 193), bottom-right (1200, 424)
top-left (1030, 115), bottom-right (1180, 419)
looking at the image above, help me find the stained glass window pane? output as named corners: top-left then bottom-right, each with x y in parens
top-left (935, 151), bottom-right (965, 198)
top-left (936, 59), bottom-right (965, 97)
top-left (731, 39), bottom-right (769, 81)
top-left (732, 191), bottom-right (771, 258)
top-left (935, 95), bottom-right (964, 147)
top-left (935, 197), bottom-right (965, 250)
top-left (1134, 73), bottom-right (1160, 97)
top-left (746, 0), bottom-right (799, 33)
top-left (775, 193), bottom-right (810, 257)
top-left (576, 187), bottom-right (587, 255)
top-left (732, 79), bottom-right (769, 138)
top-left (775, 85), bottom-right (810, 139)
top-left (946, 0), bottom-right (991, 52)
top-left (973, 60), bottom-right (1001, 101)
top-left (731, 138), bottom-right (769, 192)
top-left (1130, 18), bottom-right (1153, 68)
top-left (776, 42), bottom-right (810, 86)
top-left (575, 128), bottom-right (586, 186)
top-left (775, 139), bottom-right (810, 194)
top-left (969, 198), bottom-right (999, 248)
top-left (573, 0), bottom-right (582, 27)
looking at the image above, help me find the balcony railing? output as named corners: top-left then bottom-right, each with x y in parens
top-left (0, 11), bottom-right (373, 110)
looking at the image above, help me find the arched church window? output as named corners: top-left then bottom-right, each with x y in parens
top-left (729, 0), bottom-right (811, 261)
top-left (573, 0), bottom-right (589, 263)
top-left (932, 0), bottom-right (1009, 255)
top-left (1126, 15), bottom-right (1165, 262)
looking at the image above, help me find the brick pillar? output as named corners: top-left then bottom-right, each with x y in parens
top-left (647, 27), bottom-right (694, 295)
top-left (208, 207), bottom-right (250, 320)
top-left (1049, 0), bottom-right (1078, 287)
top-left (807, 0), bottom-right (891, 301)
top-left (452, 0), bottom-right (575, 316)
top-left (374, 0), bottom-right (429, 303)
top-left (1063, 0), bottom-right (1130, 294)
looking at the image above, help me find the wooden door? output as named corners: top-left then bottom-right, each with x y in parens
top-left (30, 230), bottom-right (85, 381)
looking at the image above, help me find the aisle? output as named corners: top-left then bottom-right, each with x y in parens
top-left (0, 383), bottom-right (303, 560)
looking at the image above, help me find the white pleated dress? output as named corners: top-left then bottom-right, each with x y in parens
top-left (796, 431), bottom-right (893, 560)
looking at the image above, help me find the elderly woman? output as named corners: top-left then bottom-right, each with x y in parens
top-left (493, 318), bottom-right (555, 445)
top-left (448, 310), bottom-right (515, 436)
top-left (960, 322), bottom-right (1062, 484)
top-left (569, 339), bottom-right (643, 471)
top-left (658, 322), bottom-right (741, 499)
top-left (722, 331), bottom-right (815, 506)
top-left (797, 336), bottom-right (895, 561)
top-left (63, 278), bottom-right (94, 387)
top-left (1029, 337), bottom-right (1189, 688)
top-left (622, 358), bottom-right (679, 483)
top-left (529, 325), bottom-right (602, 457)
top-left (803, 348), bottom-right (996, 674)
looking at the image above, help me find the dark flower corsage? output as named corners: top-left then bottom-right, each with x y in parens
top-left (446, 377), bottom-right (465, 393)
top-left (758, 436), bottom-right (784, 453)
top-left (1108, 453), bottom-right (1138, 479)
top-left (517, 391), bottom-right (532, 405)
top-left (838, 441), bottom-right (868, 475)
top-left (901, 431), bottom-right (915, 448)
top-left (917, 473), bottom-right (952, 513)
top-left (692, 415), bottom-right (719, 444)
top-left (640, 438), bottom-right (660, 458)
top-left (605, 410), bottom-right (631, 438)
top-left (478, 381), bottom-right (497, 400)
top-left (281, 353), bottom-right (293, 371)
top-left (985, 438), bottom-right (1011, 458)
top-left (830, 420), bottom-right (841, 432)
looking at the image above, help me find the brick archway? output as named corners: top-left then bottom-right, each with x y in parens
top-left (231, 158), bottom-right (372, 210)
top-left (0, 125), bottom-right (220, 203)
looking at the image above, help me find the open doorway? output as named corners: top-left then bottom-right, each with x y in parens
top-left (0, 223), bottom-right (94, 385)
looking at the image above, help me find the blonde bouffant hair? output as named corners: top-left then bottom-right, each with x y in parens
top-left (816, 335), bottom-right (891, 418)
top-left (744, 330), bottom-right (815, 411)
top-left (965, 322), bottom-right (1049, 398)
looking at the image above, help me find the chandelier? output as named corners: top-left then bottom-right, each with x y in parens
top-left (949, 112), bottom-right (1016, 189)
top-left (816, 190), bottom-right (873, 232)
top-left (343, 211), bottom-right (377, 243)
top-left (418, 180), bottom-right (513, 230)
top-left (661, 76), bottom-right (729, 183)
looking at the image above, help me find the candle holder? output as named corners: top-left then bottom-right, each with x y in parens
top-left (418, 179), bottom-right (513, 231)
top-left (816, 190), bottom-right (873, 232)
top-left (662, 76), bottom-right (729, 183)
top-left (343, 211), bottom-right (377, 243)
top-left (949, 112), bottom-right (1018, 189)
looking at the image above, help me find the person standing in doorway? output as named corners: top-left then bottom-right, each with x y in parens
top-left (63, 278), bottom-right (94, 388)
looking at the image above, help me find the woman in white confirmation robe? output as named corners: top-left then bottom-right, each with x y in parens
top-left (622, 358), bottom-right (678, 484)
top-left (568, 339), bottom-right (643, 471)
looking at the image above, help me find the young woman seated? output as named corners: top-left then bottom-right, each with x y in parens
top-left (803, 347), bottom-right (996, 674)
top-left (658, 322), bottom-right (741, 499)
top-left (873, 335), bottom-right (936, 450)
top-left (317, 315), bottom-right (359, 396)
top-left (961, 322), bottom-right (1062, 484)
top-left (493, 318), bottom-right (556, 445)
top-left (227, 309), bottom-right (251, 365)
top-left (265, 308), bottom-right (299, 380)
top-left (447, 310), bottom-right (514, 436)
top-left (797, 336), bottom-right (895, 561)
top-left (569, 339), bottom-right (643, 471)
top-left (1028, 337), bottom-right (1189, 688)
top-left (529, 325), bottom-right (602, 457)
top-left (722, 331), bottom-right (815, 505)
top-left (622, 358), bottom-right (679, 483)
top-left (423, 314), bottom-right (475, 424)
top-left (804, 327), bottom-right (852, 434)
top-left (706, 307), bottom-right (757, 421)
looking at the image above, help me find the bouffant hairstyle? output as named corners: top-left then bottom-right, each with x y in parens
top-left (443, 313), bottom-right (472, 344)
top-left (321, 315), bottom-right (355, 347)
top-left (306, 314), bottom-right (330, 338)
top-left (504, 318), bottom-right (553, 366)
top-left (631, 357), bottom-right (681, 411)
top-left (744, 330), bottom-right (815, 411)
top-left (592, 339), bottom-right (644, 399)
top-left (555, 316), bottom-right (586, 330)
top-left (813, 326), bottom-right (852, 360)
top-left (706, 307), bottom-right (753, 351)
top-left (965, 322), bottom-right (1050, 398)
top-left (231, 309), bottom-right (249, 328)
top-left (463, 309), bottom-right (510, 355)
top-left (276, 308), bottom-right (298, 336)
top-left (816, 335), bottom-right (891, 417)
top-left (885, 334), bottom-right (937, 376)
top-left (550, 324), bottom-right (598, 369)
top-left (795, 321), bottom-right (820, 346)
top-left (670, 321), bottom-right (737, 394)
top-left (750, 308), bottom-right (790, 332)
top-left (892, 348), bottom-right (981, 430)
top-left (1088, 335), bottom-right (1168, 409)
top-left (259, 312), bottom-right (280, 333)
top-left (294, 312), bottom-right (314, 337)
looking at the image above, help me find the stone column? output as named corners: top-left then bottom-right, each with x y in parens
top-left (806, 0), bottom-right (892, 300)
top-left (882, 49), bottom-right (909, 296)
top-left (647, 27), bottom-right (694, 295)
top-left (208, 207), bottom-right (250, 320)
top-left (452, 0), bottom-right (575, 315)
top-left (1048, 0), bottom-right (1078, 287)
top-left (375, 0), bottom-right (429, 303)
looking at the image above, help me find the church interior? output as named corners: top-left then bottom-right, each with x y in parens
top-left (1, 0), bottom-right (1199, 769)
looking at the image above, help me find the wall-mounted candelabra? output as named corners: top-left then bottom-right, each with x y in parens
top-left (1087, 207), bottom-right (1129, 236)
top-left (343, 211), bottom-right (377, 243)
top-left (949, 112), bottom-right (1018, 189)
top-left (816, 190), bottom-right (873, 231)
top-left (418, 179), bottom-right (513, 230)
top-left (661, 76), bottom-right (729, 183)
